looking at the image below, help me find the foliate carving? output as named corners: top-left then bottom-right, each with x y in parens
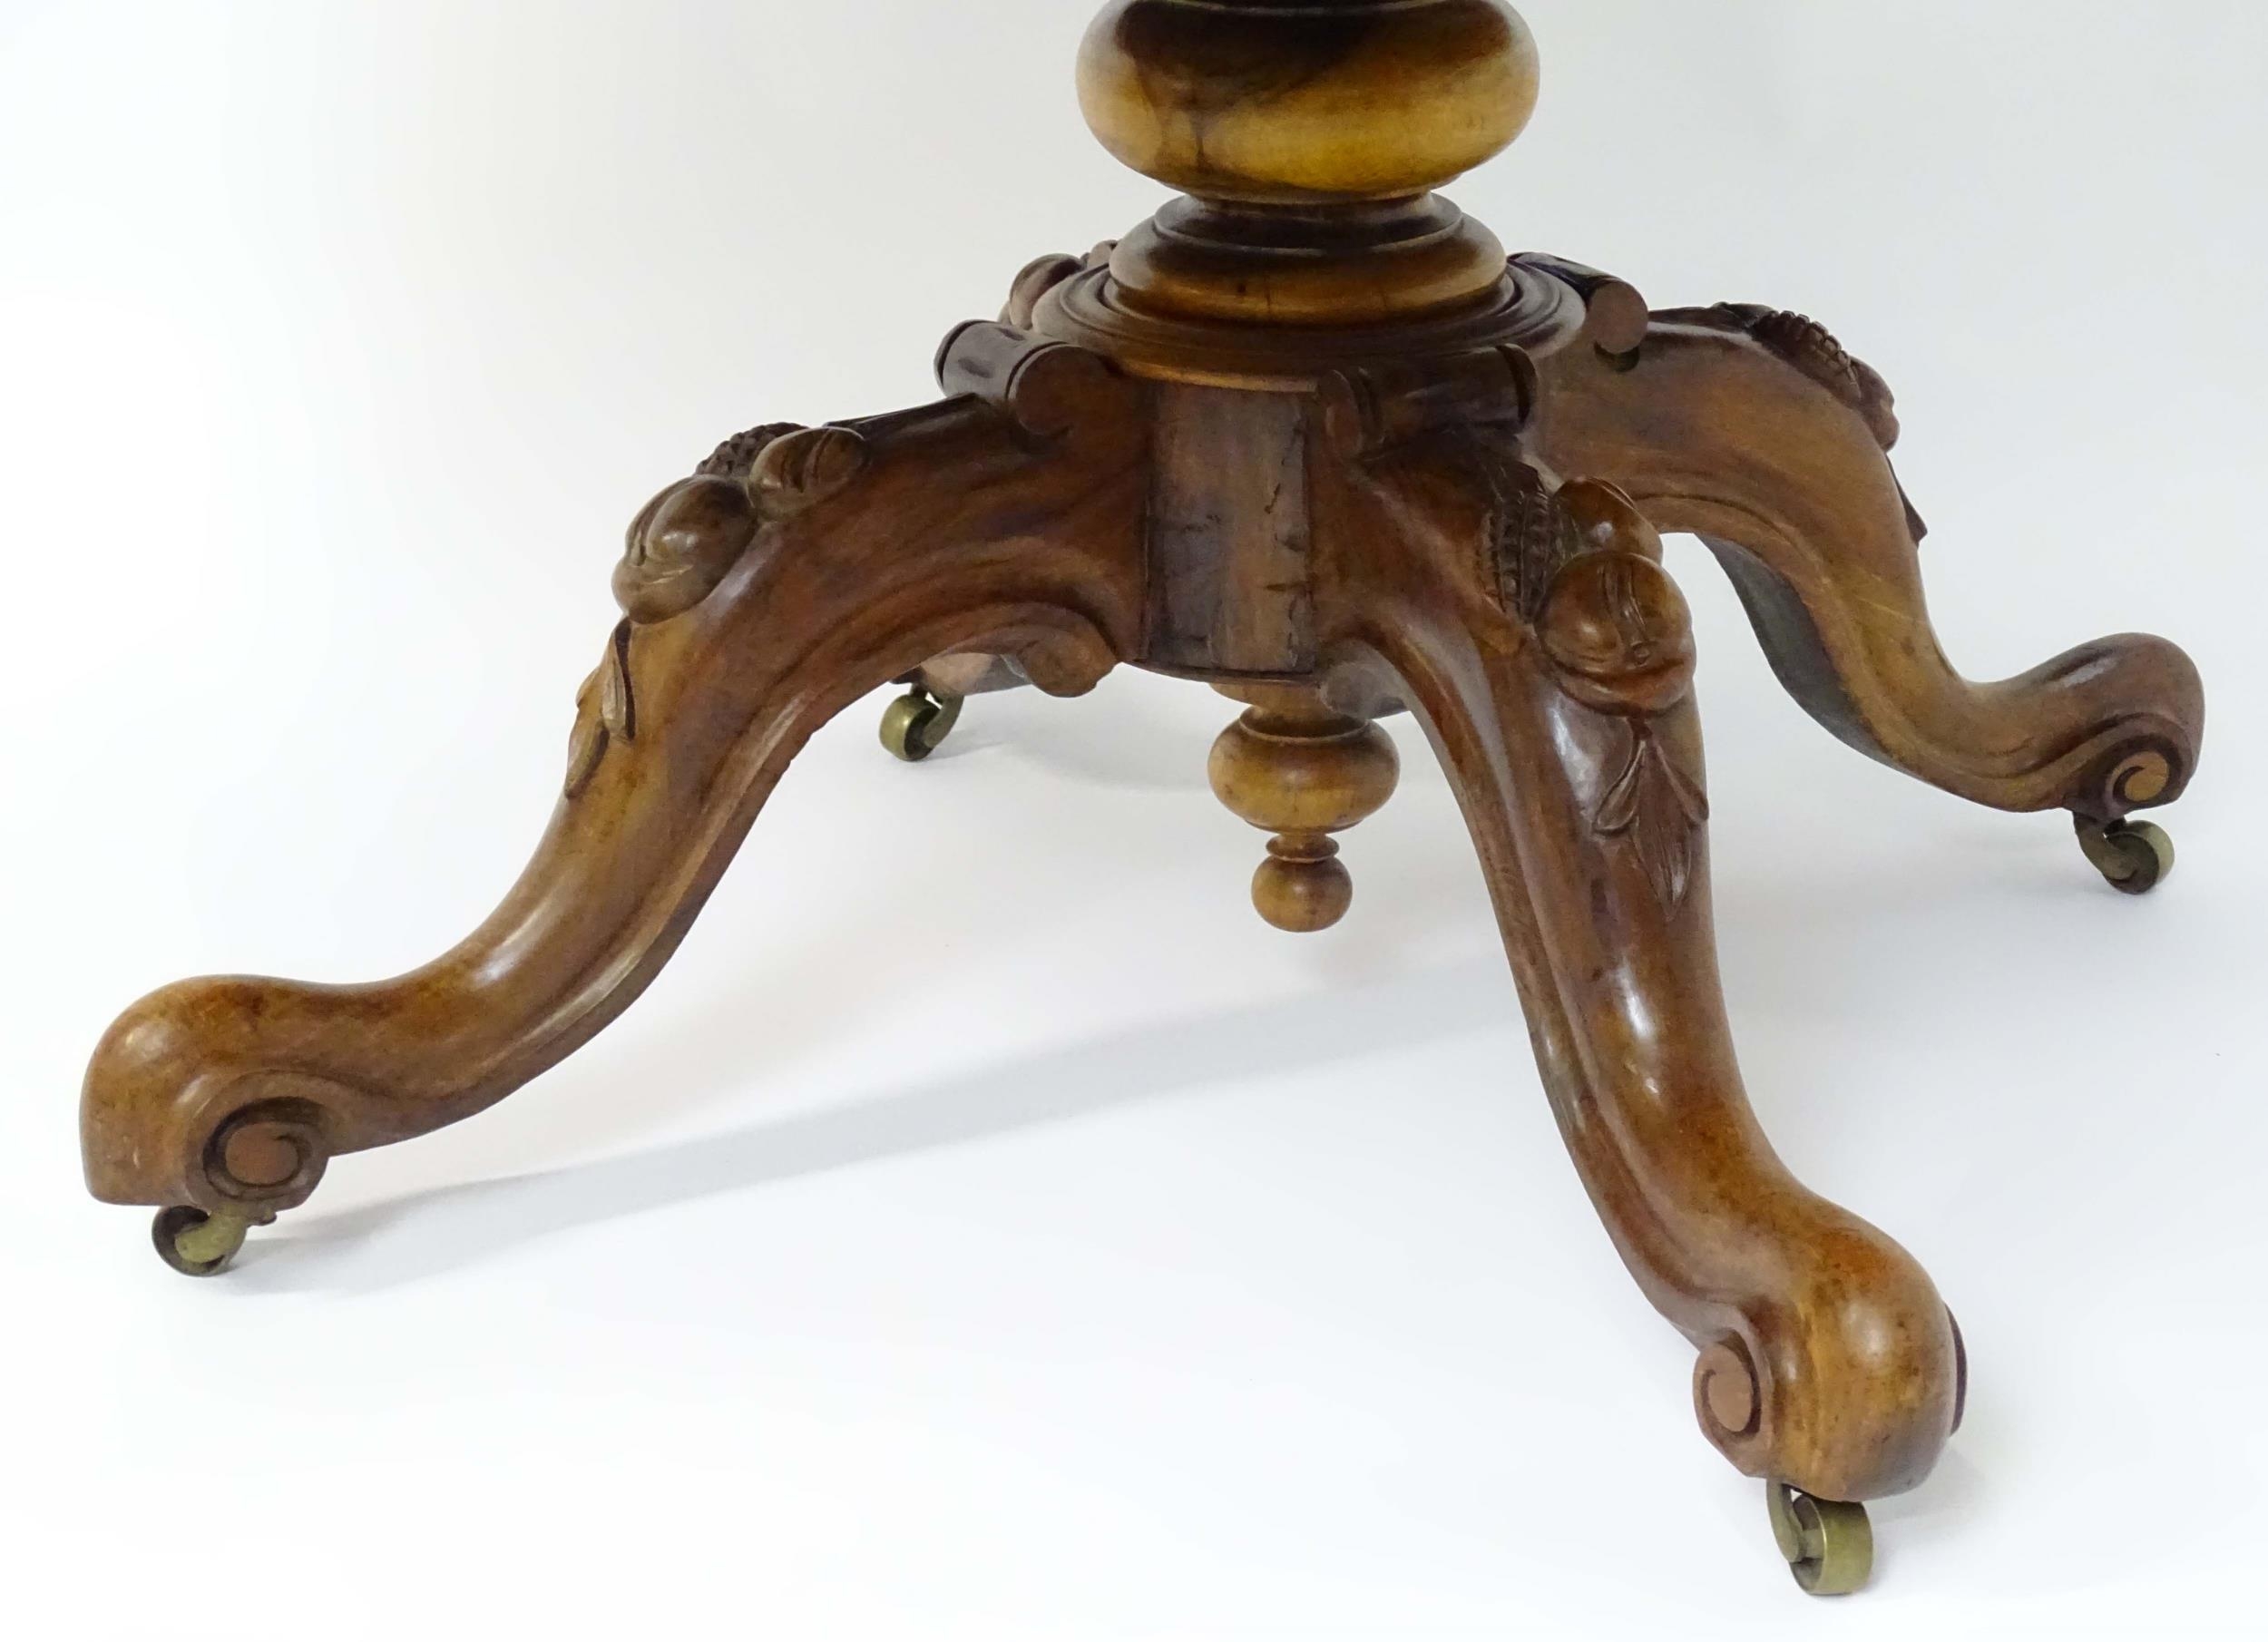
top-left (1690, 302), bottom-right (1901, 451)
top-left (1596, 721), bottom-right (1710, 913)
top-left (698, 422), bottom-right (799, 479)
top-left (565, 418), bottom-right (871, 798)
top-left (1522, 477), bottom-right (1709, 916)
top-left (1482, 454), bottom-right (1580, 621)
top-left (564, 620), bottom-right (636, 799)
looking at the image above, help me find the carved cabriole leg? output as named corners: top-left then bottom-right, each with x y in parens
top-left (1314, 415), bottom-right (1959, 1508)
top-left (1533, 304), bottom-right (2205, 839)
top-left (84, 328), bottom-right (1147, 1246)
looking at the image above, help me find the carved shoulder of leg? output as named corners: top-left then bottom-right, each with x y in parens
top-left (85, 331), bottom-right (1149, 1245)
top-left (1534, 288), bottom-right (2204, 836)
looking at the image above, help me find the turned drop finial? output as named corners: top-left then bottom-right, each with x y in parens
top-left (1209, 685), bottom-right (1401, 934)
top-left (1078, 0), bottom-right (1539, 204)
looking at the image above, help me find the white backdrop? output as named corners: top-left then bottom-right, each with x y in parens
top-left (4, 3), bottom-right (2263, 1637)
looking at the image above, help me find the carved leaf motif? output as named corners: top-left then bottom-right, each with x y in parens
top-left (1478, 452), bottom-right (1579, 621)
top-left (1710, 303), bottom-right (1900, 450)
top-left (599, 620), bottom-right (635, 742)
top-left (1745, 307), bottom-right (1859, 388)
top-left (1594, 731), bottom-right (1648, 836)
top-left (1594, 723), bottom-right (1709, 914)
top-left (562, 671), bottom-right (608, 801)
top-left (697, 422), bottom-right (800, 479)
top-left (562, 621), bottom-right (637, 800)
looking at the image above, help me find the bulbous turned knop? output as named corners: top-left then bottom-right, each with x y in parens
top-left (1078, 0), bottom-right (1540, 204)
top-left (1208, 711), bottom-right (1401, 837)
top-left (1209, 694), bottom-right (1401, 933)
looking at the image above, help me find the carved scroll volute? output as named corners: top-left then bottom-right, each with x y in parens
top-left (614, 473), bottom-right (761, 624)
top-left (999, 244), bottom-right (1115, 331)
top-left (1528, 478), bottom-right (1708, 913)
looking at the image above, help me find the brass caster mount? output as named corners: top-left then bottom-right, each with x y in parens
top-left (2076, 816), bottom-right (2175, 895)
top-left (152, 1206), bottom-right (268, 1278)
top-left (1768, 1481), bottom-right (1874, 1597)
top-left (880, 654), bottom-right (1035, 762)
top-left (879, 684), bottom-right (963, 763)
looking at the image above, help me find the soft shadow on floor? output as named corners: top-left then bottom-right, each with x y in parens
top-left (934, 676), bottom-right (1222, 795)
top-left (240, 959), bottom-right (1518, 1295)
top-left (226, 794), bottom-right (2043, 1298)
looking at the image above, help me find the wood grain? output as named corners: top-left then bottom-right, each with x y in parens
top-left (85, 1), bottom-right (2206, 1577)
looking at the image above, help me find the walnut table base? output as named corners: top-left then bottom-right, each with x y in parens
top-left (83, 1), bottom-right (2204, 1596)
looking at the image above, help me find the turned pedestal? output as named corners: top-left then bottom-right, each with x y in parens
top-left (82, 0), bottom-right (2204, 1596)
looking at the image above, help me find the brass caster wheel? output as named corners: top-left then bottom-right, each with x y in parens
top-left (2075, 816), bottom-right (2175, 895)
top-left (1767, 1481), bottom-right (1873, 1597)
top-left (152, 1206), bottom-right (255, 1278)
top-left (879, 687), bottom-right (963, 763)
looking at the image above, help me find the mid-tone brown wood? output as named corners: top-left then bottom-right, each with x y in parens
top-left (1078, 0), bottom-right (1539, 206)
top-left (1315, 444), bottom-right (1959, 1505)
top-left (1208, 682), bottom-right (1401, 932)
top-left (84, 330), bottom-right (1148, 1217)
top-left (1147, 383), bottom-right (1315, 673)
top-left (1534, 308), bottom-right (2203, 824)
top-left (82, 0), bottom-right (2204, 1595)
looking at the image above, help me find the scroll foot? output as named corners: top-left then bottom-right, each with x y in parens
top-left (1536, 293), bottom-right (2205, 863)
top-left (1322, 412), bottom-right (1960, 1531)
top-left (82, 323), bottom-right (1146, 1256)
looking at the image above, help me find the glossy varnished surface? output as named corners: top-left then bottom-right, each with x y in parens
top-left (1534, 309), bottom-right (2202, 822)
top-left (1078, 0), bottom-right (1538, 204)
top-left (84, 0), bottom-right (2205, 1589)
top-left (84, 334), bottom-right (1149, 1211)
